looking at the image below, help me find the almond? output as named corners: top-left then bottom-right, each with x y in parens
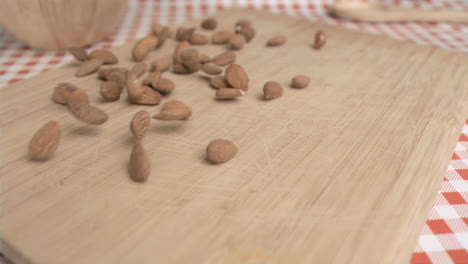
top-left (152, 23), bottom-right (165, 35)
top-left (235, 19), bottom-right (251, 28)
top-left (131, 62), bottom-right (148, 77)
top-left (89, 49), bottom-right (118, 64)
top-left (201, 63), bottom-right (222, 75)
top-left (200, 54), bottom-right (211, 64)
top-left (206, 139), bottom-right (237, 164)
top-left (225, 64), bottom-right (249, 91)
top-left (263, 81), bottom-right (283, 100)
top-left (152, 99), bottom-right (192, 121)
top-left (211, 30), bottom-right (233, 44)
top-left (176, 27), bottom-right (195, 41)
top-left (291, 75), bottom-right (310, 89)
top-left (151, 56), bottom-right (172, 72)
top-left (201, 18), bottom-right (218, 30)
top-left (181, 48), bottom-right (201, 72)
top-left (68, 102), bottom-right (109, 125)
top-left (52, 83), bottom-right (89, 105)
top-left (189, 33), bottom-right (209, 45)
top-left (98, 68), bottom-right (112, 80)
top-left (98, 67), bottom-right (127, 80)
top-left (215, 88), bottom-right (244, 99)
top-left (132, 36), bottom-right (159, 62)
top-left (235, 24), bottom-right (255, 42)
top-left (156, 27), bottom-right (171, 48)
top-left (107, 69), bottom-right (127, 87)
top-left (69, 47), bottom-right (89, 61)
top-left (229, 34), bottom-right (246, 50)
top-left (173, 41), bottom-right (190, 64)
top-left (213, 51), bottom-right (236, 66)
top-left (129, 142), bottom-right (151, 182)
top-left (153, 78), bottom-right (175, 94)
top-left (130, 110), bottom-right (151, 139)
top-left (314, 31), bottom-right (326, 50)
top-left (130, 86), bottom-right (162, 105)
top-left (142, 71), bottom-right (161, 87)
top-left (172, 63), bottom-right (191, 74)
top-left (100, 81), bottom-right (121, 102)
top-left (266, 35), bottom-right (287, 47)
top-left (75, 59), bottom-right (103, 77)
top-left (28, 121), bottom-right (61, 161)
top-left (126, 72), bottom-right (142, 100)
top-left (210, 75), bottom-right (230, 89)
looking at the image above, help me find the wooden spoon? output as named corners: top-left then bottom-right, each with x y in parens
top-left (330, 1), bottom-right (468, 23)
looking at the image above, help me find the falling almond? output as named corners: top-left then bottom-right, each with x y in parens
top-left (67, 102), bottom-right (109, 125)
top-left (151, 56), bottom-right (172, 72)
top-left (176, 27), bottom-right (195, 42)
top-left (68, 47), bottom-right (89, 62)
top-left (132, 36), bottom-right (159, 62)
top-left (75, 59), bottom-right (103, 77)
top-left (130, 62), bottom-right (148, 77)
top-left (213, 51), bottom-right (236, 66)
top-left (210, 75), bottom-right (230, 89)
top-left (201, 18), bottom-right (218, 30)
top-left (89, 49), bottom-right (118, 64)
top-left (189, 33), bottom-right (209, 45)
top-left (200, 54), bottom-right (211, 64)
top-left (100, 81), bottom-right (121, 102)
top-left (235, 24), bottom-right (255, 42)
top-left (235, 19), bottom-right (251, 28)
top-left (152, 100), bottom-right (192, 121)
top-left (173, 41), bottom-right (190, 64)
top-left (28, 121), bottom-right (61, 161)
top-left (313, 31), bottom-right (326, 50)
top-left (153, 78), bottom-right (175, 94)
top-left (263, 81), bottom-right (283, 100)
top-left (129, 142), bottom-right (151, 182)
top-left (211, 30), bottom-right (233, 44)
top-left (130, 110), bottom-right (151, 139)
top-left (52, 83), bottom-right (89, 105)
top-left (229, 34), bottom-right (246, 50)
top-left (206, 139), bottom-right (238, 164)
top-left (173, 63), bottom-right (191, 74)
top-left (224, 64), bottom-right (249, 91)
top-left (291, 75), bottom-right (310, 89)
top-left (126, 72), bottom-right (143, 101)
top-left (215, 88), bottom-right (244, 99)
top-left (201, 63), bottom-right (222, 75)
top-left (130, 86), bottom-right (162, 105)
top-left (142, 71), bottom-right (161, 87)
top-left (266, 35), bottom-right (287, 47)
top-left (156, 27), bottom-right (171, 48)
top-left (152, 23), bottom-right (164, 35)
top-left (181, 48), bottom-right (201, 72)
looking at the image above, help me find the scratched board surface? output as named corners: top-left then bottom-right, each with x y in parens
top-left (1, 8), bottom-right (468, 264)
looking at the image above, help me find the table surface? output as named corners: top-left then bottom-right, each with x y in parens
top-left (0, 0), bottom-right (467, 263)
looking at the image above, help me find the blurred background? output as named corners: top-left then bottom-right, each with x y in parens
top-left (1, 0), bottom-right (468, 87)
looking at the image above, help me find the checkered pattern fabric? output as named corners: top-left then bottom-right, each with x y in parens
top-left (411, 123), bottom-right (468, 264)
top-left (0, 0), bottom-right (467, 263)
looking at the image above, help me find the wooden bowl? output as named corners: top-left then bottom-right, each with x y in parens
top-left (0, 0), bottom-right (129, 50)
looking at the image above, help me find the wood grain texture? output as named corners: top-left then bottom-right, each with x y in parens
top-left (1, 8), bottom-right (468, 264)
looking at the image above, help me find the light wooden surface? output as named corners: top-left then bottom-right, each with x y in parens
top-left (331, 1), bottom-right (468, 23)
top-left (1, 8), bottom-right (468, 264)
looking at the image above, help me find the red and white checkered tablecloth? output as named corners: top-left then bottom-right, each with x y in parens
top-left (0, 0), bottom-right (467, 263)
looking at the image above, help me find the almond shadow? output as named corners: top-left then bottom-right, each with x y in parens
top-left (67, 125), bottom-right (102, 137)
top-left (150, 122), bottom-right (187, 134)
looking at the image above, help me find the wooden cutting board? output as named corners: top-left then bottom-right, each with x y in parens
top-left (2, 8), bottom-right (468, 264)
